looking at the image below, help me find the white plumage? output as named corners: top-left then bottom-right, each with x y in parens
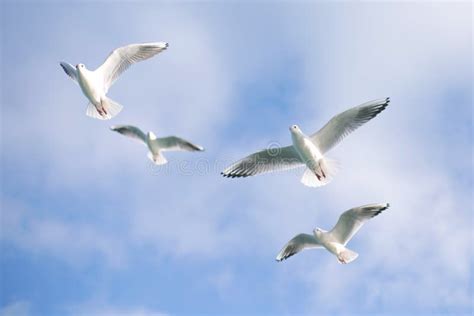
top-left (222, 98), bottom-right (390, 187)
top-left (110, 125), bottom-right (204, 165)
top-left (276, 203), bottom-right (390, 264)
top-left (60, 42), bottom-right (168, 120)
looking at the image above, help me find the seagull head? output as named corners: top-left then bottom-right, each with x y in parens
top-left (289, 124), bottom-right (301, 134)
top-left (75, 63), bottom-right (86, 71)
top-left (313, 227), bottom-right (323, 237)
top-left (147, 131), bottom-right (157, 140)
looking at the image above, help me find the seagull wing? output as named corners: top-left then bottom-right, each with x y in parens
top-left (276, 233), bottom-right (322, 261)
top-left (329, 203), bottom-right (390, 245)
top-left (155, 136), bottom-right (204, 152)
top-left (310, 98), bottom-right (390, 154)
top-left (221, 146), bottom-right (304, 178)
top-left (110, 125), bottom-right (147, 145)
top-left (96, 42), bottom-right (169, 91)
top-left (59, 62), bottom-right (78, 83)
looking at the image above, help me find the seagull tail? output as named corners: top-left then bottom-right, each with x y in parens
top-left (86, 103), bottom-right (107, 120)
top-left (147, 152), bottom-right (168, 165)
top-left (100, 96), bottom-right (123, 119)
top-left (337, 248), bottom-right (359, 264)
top-left (300, 158), bottom-right (339, 187)
top-left (85, 97), bottom-right (123, 120)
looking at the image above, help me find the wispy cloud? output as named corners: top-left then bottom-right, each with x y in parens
top-left (1, 198), bottom-right (126, 268)
top-left (0, 301), bottom-right (30, 316)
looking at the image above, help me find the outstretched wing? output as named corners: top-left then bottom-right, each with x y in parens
top-left (110, 125), bottom-right (147, 145)
top-left (155, 136), bottom-right (204, 152)
top-left (276, 233), bottom-right (322, 262)
top-left (311, 98), bottom-right (390, 154)
top-left (221, 146), bottom-right (304, 178)
top-left (96, 42), bottom-right (169, 91)
top-left (59, 62), bottom-right (78, 83)
top-left (329, 203), bottom-right (390, 245)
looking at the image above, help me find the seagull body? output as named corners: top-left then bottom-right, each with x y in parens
top-left (290, 126), bottom-right (326, 181)
top-left (110, 125), bottom-right (204, 165)
top-left (276, 203), bottom-right (390, 264)
top-left (60, 42), bottom-right (169, 120)
top-left (221, 98), bottom-right (390, 187)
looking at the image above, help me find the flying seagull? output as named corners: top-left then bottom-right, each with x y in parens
top-left (221, 98), bottom-right (390, 187)
top-left (276, 203), bottom-right (390, 264)
top-left (110, 125), bottom-right (204, 165)
top-left (60, 42), bottom-right (169, 120)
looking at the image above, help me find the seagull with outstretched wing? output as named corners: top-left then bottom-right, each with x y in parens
top-left (60, 42), bottom-right (168, 120)
top-left (276, 203), bottom-right (390, 264)
top-left (110, 125), bottom-right (204, 165)
top-left (222, 98), bottom-right (390, 187)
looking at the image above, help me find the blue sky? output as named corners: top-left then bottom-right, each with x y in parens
top-left (1, 1), bottom-right (472, 315)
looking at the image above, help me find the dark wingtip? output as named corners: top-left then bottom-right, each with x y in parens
top-left (380, 97), bottom-right (390, 110)
top-left (191, 144), bottom-right (204, 152)
top-left (221, 172), bottom-right (250, 179)
top-left (374, 203), bottom-right (390, 216)
top-left (382, 203), bottom-right (390, 210)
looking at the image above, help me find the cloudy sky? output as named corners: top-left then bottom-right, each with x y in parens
top-left (1, 1), bottom-right (472, 315)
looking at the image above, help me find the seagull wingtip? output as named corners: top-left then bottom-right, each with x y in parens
top-left (379, 203), bottom-right (390, 212)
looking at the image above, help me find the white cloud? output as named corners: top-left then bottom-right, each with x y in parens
top-left (0, 301), bottom-right (30, 316)
top-left (68, 301), bottom-right (167, 316)
top-left (1, 198), bottom-right (126, 268)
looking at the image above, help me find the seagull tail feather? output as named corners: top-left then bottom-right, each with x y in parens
top-left (337, 248), bottom-right (359, 264)
top-left (147, 152), bottom-right (168, 165)
top-left (85, 97), bottom-right (123, 120)
top-left (85, 103), bottom-right (107, 120)
top-left (100, 96), bottom-right (123, 119)
top-left (300, 157), bottom-right (339, 187)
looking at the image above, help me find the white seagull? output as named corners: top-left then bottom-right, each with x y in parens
top-left (276, 203), bottom-right (390, 264)
top-left (221, 98), bottom-right (390, 187)
top-left (110, 125), bottom-right (204, 165)
top-left (60, 42), bottom-right (169, 120)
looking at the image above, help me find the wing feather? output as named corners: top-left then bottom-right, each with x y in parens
top-left (96, 42), bottom-right (168, 91)
top-left (276, 233), bottom-right (322, 261)
top-left (155, 136), bottom-right (204, 152)
top-left (221, 146), bottom-right (304, 178)
top-left (329, 203), bottom-right (390, 245)
top-left (110, 125), bottom-right (147, 145)
top-left (59, 62), bottom-right (78, 83)
top-left (311, 98), bottom-right (390, 153)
